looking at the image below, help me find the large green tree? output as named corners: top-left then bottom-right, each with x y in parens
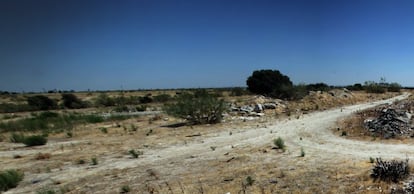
top-left (246, 69), bottom-right (293, 99)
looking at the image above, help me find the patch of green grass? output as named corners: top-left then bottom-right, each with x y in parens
top-left (0, 169), bottom-right (24, 192)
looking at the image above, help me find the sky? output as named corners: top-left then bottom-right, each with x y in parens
top-left (1, 0), bottom-right (414, 92)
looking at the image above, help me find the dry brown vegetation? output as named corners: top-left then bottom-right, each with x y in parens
top-left (0, 89), bottom-right (410, 193)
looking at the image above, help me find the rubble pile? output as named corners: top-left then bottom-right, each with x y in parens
top-left (229, 96), bottom-right (286, 117)
top-left (364, 108), bottom-right (413, 139)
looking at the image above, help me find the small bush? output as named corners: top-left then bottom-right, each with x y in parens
top-left (23, 135), bottom-right (47, 146)
top-left (371, 158), bottom-right (409, 182)
top-left (27, 95), bottom-right (57, 110)
top-left (83, 115), bottom-right (104, 123)
top-left (128, 150), bottom-right (143, 158)
top-left (120, 185), bottom-right (131, 193)
top-left (388, 82), bottom-right (402, 92)
top-left (300, 147), bottom-right (305, 157)
top-left (10, 133), bottom-right (25, 143)
top-left (61, 93), bottom-right (87, 109)
top-left (0, 169), bottom-right (24, 192)
top-left (136, 105), bottom-right (147, 112)
top-left (341, 131), bottom-right (347, 136)
top-left (94, 93), bottom-right (115, 107)
top-left (273, 137), bottom-right (286, 151)
top-left (370, 157), bottom-right (375, 163)
top-left (165, 90), bottom-right (226, 125)
top-left (91, 157), bottom-right (98, 165)
top-left (245, 176), bottom-right (255, 186)
top-left (364, 81), bottom-right (386, 93)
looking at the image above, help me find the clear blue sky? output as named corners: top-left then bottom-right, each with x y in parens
top-left (1, 0), bottom-right (414, 92)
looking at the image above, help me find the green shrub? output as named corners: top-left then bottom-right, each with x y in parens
top-left (165, 90), bottom-right (226, 125)
top-left (136, 105), bottom-right (147, 112)
top-left (139, 96), bottom-right (153, 104)
top-left (273, 137), bottom-right (286, 151)
top-left (83, 115), bottom-right (104, 123)
top-left (306, 83), bottom-right (330, 92)
top-left (120, 185), bottom-right (131, 193)
top-left (364, 81), bottom-right (386, 93)
top-left (66, 131), bottom-right (73, 138)
top-left (27, 95), bottom-right (57, 110)
top-left (300, 147), bottom-right (305, 157)
top-left (23, 135), bottom-right (47, 146)
top-left (10, 133), bottom-right (25, 143)
top-left (388, 83), bottom-right (402, 92)
top-left (61, 94), bottom-right (87, 109)
top-left (0, 169), bottom-right (24, 191)
top-left (245, 176), bottom-right (255, 186)
top-left (128, 150), bottom-right (143, 158)
top-left (371, 158), bottom-right (409, 182)
top-left (91, 157), bottom-right (98, 165)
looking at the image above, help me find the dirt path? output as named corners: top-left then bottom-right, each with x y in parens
top-left (6, 93), bottom-right (411, 193)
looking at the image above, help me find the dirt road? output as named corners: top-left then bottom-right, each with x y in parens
top-left (5, 93), bottom-right (411, 193)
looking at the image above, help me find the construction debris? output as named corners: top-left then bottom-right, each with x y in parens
top-left (364, 108), bottom-right (413, 139)
top-left (229, 96), bottom-right (286, 117)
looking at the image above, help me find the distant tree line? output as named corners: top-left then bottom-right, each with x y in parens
top-left (246, 69), bottom-right (402, 99)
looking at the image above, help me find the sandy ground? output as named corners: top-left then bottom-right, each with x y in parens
top-left (2, 93), bottom-right (412, 193)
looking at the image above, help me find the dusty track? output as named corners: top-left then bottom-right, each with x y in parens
top-left (5, 93), bottom-right (411, 193)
